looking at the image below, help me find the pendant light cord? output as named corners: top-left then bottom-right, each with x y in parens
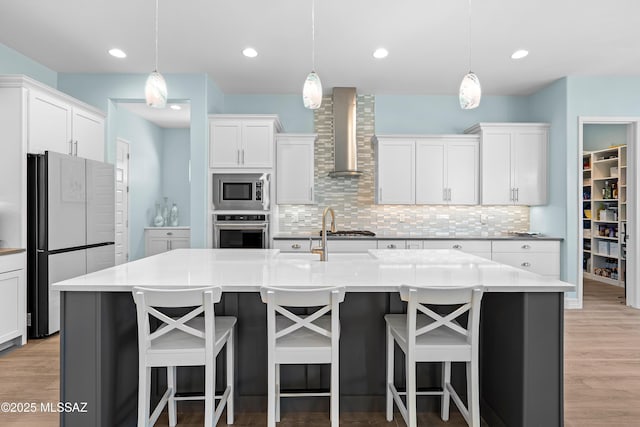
top-left (154, 0), bottom-right (159, 72)
top-left (311, 0), bottom-right (316, 71)
top-left (467, 0), bottom-right (472, 72)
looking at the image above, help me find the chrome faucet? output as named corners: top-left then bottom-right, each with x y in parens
top-left (311, 206), bottom-right (336, 261)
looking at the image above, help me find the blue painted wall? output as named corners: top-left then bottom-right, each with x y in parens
top-left (0, 43), bottom-right (57, 87)
top-left (113, 105), bottom-right (164, 260)
top-left (375, 95), bottom-right (530, 134)
top-left (163, 128), bottom-right (191, 228)
top-left (57, 73), bottom-right (214, 249)
top-left (224, 94), bottom-right (313, 132)
top-left (584, 124), bottom-right (628, 151)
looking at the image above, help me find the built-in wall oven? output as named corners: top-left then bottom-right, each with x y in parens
top-left (213, 214), bottom-right (269, 249)
top-left (212, 173), bottom-right (270, 211)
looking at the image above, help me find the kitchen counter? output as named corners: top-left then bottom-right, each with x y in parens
top-left (0, 248), bottom-right (26, 256)
top-left (272, 232), bottom-right (563, 240)
top-left (53, 249), bottom-right (570, 427)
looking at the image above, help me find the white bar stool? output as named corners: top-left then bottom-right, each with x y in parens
top-left (132, 286), bottom-right (236, 427)
top-left (260, 286), bottom-right (345, 427)
top-left (385, 285), bottom-right (484, 427)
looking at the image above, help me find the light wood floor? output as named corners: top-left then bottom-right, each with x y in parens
top-left (1, 280), bottom-right (638, 426)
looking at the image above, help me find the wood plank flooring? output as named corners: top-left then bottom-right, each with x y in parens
top-left (1, 280), bottom-right (638, 426)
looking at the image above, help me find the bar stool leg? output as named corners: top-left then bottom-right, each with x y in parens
top-left (467, 360), bottom-right (480, 427)
top-left (441, 361), bottom-right (451, 421)
top-left (167, 366), bottom-right (177, 426)
top-left (204, 363), bottom-right (214, 427)
top-left (226, 332), bottom-right (235, 425)
top-left (331, 357), bottom-right (339, 427)
top-left (267, 356), bottom-right (276, 427)
top-left (138, 366), bottom-right (151, 427)
top-left (275, 364), bottom-right (281, 422)
top-left (406, 354), bottom-right (417, 427)
top-left (386, 324), bottom-right (394, 421)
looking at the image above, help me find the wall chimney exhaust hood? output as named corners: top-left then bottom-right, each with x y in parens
top-left (329, 87), bottom-right (362, 176)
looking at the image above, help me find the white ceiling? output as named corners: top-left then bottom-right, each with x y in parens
top-left (1, 0), bottom-right (639, 97)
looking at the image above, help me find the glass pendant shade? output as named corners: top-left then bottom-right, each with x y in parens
top-left (145, 71), bottom-right (168, 108)
top-left (459, 71), bottom-right (481, 109)
top-left (303, 71), bottom-right (323, 110)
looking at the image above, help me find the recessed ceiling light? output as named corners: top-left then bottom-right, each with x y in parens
top-left (170, 104), bottom-right (182, 110)
top-left (108, 48), bottom-right (127, 59)
top-left (242, 47), bottom-right (258, 58)
top-left (373, 48), bottom-right (389, 59)
top-left (511, 49), bottom-right (529, 59)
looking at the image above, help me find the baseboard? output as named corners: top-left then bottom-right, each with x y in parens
top-left (564, 296), bottom-right (582, 309)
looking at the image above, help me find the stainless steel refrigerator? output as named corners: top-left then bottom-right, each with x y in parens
top-left (27, 151), bottom-right (115, 338)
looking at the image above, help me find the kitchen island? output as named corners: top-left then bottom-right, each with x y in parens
top-left (53, 249), bottom-right (573, 427)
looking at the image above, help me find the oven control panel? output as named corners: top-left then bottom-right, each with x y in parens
top-left (215, 214), bottom-right (267, 222)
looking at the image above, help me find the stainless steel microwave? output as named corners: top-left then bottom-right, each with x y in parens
top-left (212, 173), bottom-right (270, 211)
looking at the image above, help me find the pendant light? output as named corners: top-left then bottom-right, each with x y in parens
top-left (145, 0), bottom-right (167, 108)
top-left (459, 0), bottom-right (481, 109)
top-left (302, 0), bottom-right (322, 109)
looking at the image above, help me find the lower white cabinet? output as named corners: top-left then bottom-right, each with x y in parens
top-left (144, 227), bottom-right (191, 257)
top-left (421, 240), bottom-right (492, 260)
top-left (0, 252), bottom-right (26, 349)
top-left (327, 240), bottom-right (378, 253)
top-left (273, 239), bottom-right (378, 253)
top-left (272, 239), bottom-right (310, 252)
top-left (491, 240), bottom-right (560, 278)
top-left (377, 240), bottom-right (407, 249)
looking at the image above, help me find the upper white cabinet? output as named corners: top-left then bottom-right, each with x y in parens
top-left (465, 123), bottom-right (549, 205)
top-left (373, 135), bottom-right (478, 205)
top-left (209, 115), bottom-right (282, 169)
top-left (415, 136), bottom-right (479, 205)
top-left (276, 134), bottom-right (316, 204)
top-left (28, 86), bottom-right (105, 161)
top-left (373, 137), bottom-right (415, 204)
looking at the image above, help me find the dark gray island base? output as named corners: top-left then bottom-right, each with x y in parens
top-left (60, 291), bottom-right (563, 427)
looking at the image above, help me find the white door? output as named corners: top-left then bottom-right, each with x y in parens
top-left (86, 159), bottom-right (114, 246)
top-left (376, 140), bottom-right (415, 204)
top-left (276, 138), bottom-right (314, 204)
top-left (210, 120), bottom-right (241, 168)
top-left (73, 108), bottom-right (105, 161)
top-left (512, 128), bottom-right (547, 205)
top-left (47, 151), bottom-right (86, 250)
top-left (28, 89), bottom-right (72, 155)
top-left (242, 121), bottom-right (273, 167)
top-left (48, 250), bottom-right (87, 335)
top-left (447, 140), bottom-right (479, 205)
top-left (115, 139), bottom-right (130, 265)
top-left (481, 130), bottom-right (513, 204)
top-left (416, 140), bottom-right (445, 204)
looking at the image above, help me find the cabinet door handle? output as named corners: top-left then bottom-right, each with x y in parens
top-left (242, 149), bottom-right (245, 164)
top-left (443, 188), bottom-right (447, 201)
top-left (237, 149), bottom-right (240, 164)
top-left (310, 187), bottom-right (313, 200)
top-left (379, 188), bottom-right (382, 201)
top-left (515, 188), bottom-right (519, 202)
top-left (166, 241), bottom-right (170, 250)
top-left (74, 140), bottom-right (78, 156)
top-left (521, 262), bottom-right (531, 267)
top-left (292, 243), bottom-right (301, 249)
top-left (448, 188), bottom-right (452, 201)
top-left (387, 244), bottom-right (396, 249)
top-left (521, 244), bottom-right (531, 249)
top-left (69, 140), bottom-right (73, 155)
top-left (452, 244), bottom-right (462, 249)
top-left (166, 232), bottom-right (173, 236)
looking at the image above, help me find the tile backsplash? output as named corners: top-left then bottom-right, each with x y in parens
top-left (276, 94), bottom-right (529, 236)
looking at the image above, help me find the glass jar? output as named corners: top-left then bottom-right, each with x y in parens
top-left (153, 203), bottom-right (164, 226)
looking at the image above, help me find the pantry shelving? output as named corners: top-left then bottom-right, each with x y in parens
top-left (582, 145), bottom-right (626, 286)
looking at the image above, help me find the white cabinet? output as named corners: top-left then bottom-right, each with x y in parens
top-left (373, 135), bottom-right (479, 205)
top-left (377, 240), bottom-right (407, 249)
top-left (0, 252), bottom-right (26, 349)
top-left (276, 134), bottom-right (316, 204)
top-left (28, 87), bottom-right (105, 161)
top-left (209, 115), bottom-right (281, 169)
top-left (415, 136), bottom-right (479, 205)
top-left (421, 240), bottom-right (492, 260)
top-left (273, 239), bottom-right (377, 253)
top-left (144, 227), bottom-right (191, 257)
top-left (272, 239), bottom-right (310, 252)
top-left (491, 240), bottom-right (560, 278)
top-left (465, 123), bottom-right (549, 205)
top-left (373, 137), bottom-right (415, 204)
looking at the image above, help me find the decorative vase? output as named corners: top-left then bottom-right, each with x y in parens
top-left (153, 203), bottom-right (164, 227)
top-left (161, 197), bottom-right (169, 226)
top-left (169, 203), bottom-right (179, 226)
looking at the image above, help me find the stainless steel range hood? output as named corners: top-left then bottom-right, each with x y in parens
top-left (329, 87), bottom-right (362, 176)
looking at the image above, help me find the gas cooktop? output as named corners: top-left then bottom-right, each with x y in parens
top-left (319, 230), bottom-right (376, 237)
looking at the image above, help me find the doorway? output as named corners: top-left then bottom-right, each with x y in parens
top-left (115, 138), bottom-right (130, 265)
top-left (578, 117), bottom-right (639, 308)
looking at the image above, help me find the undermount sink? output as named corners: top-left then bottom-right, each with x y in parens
top-left (276, 252), bottom-right (377, 261)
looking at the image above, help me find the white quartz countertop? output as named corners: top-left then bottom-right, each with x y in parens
top-left (52, 249), bottom-right (574, 293)
top-left (272, 233), bottom-right (563, 240)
